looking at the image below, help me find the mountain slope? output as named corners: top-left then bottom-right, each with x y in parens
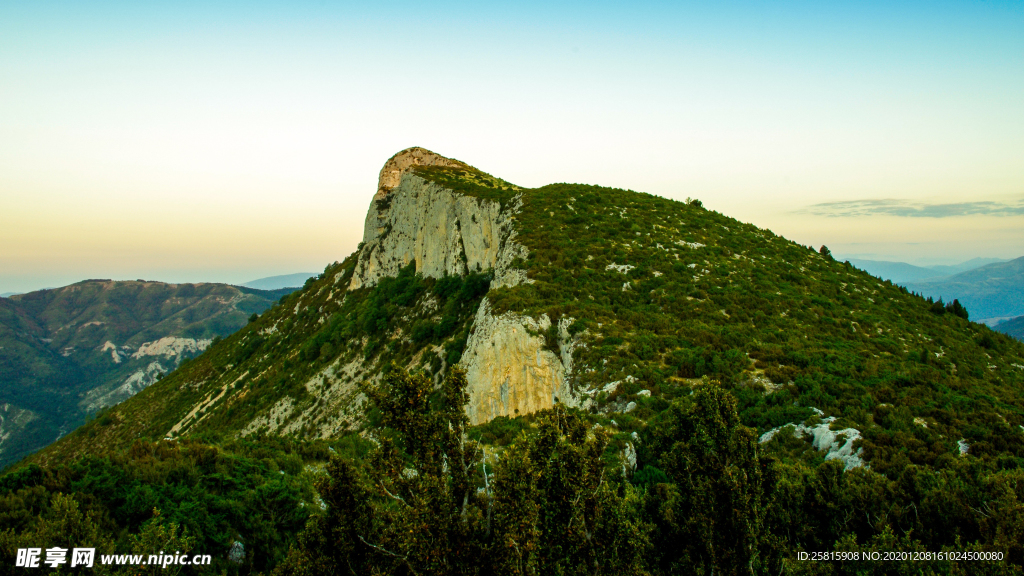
top-left (10, 148), bottom-right (1024, 574)
top-left (904, 256), bottom-right (1024, 321)
top-left (0, 280), bottom-right (292, 466)
top-left (928, 257), bottom-right (1009, 276)
top-left (31, 148), bottom-right (1024, 480)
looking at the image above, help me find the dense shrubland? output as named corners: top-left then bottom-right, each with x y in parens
top-left (8, 163), bottom-right (1024, 573)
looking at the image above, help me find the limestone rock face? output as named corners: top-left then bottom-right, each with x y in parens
top-left (460, 299), bottom-right (578, 425)
top-left (351, 176), bottom-right (506, 289)
top-left (351, 152), bottom-right (527, 291)
top-left (348, 147), bottom-right (579, 424)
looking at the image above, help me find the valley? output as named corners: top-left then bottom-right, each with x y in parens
top-left (0, 280), bottom-right (293, 467)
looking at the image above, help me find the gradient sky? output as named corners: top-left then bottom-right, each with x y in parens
top-left (2, 1), bottom-right (1022, 294)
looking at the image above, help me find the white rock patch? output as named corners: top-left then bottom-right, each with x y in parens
top-left (759, 413), bottom-right (866, 470)
top-left (101, 341), bottom-right (123, 364)
top-left (606, 263), bottom-right (635, 274)
top-left (675, 241), bottom-right (705, 249)
top-left (132, 337), bottom-right (211, 359)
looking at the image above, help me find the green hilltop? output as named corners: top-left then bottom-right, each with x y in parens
top-left (7, 151), bottom-right (1024, 573)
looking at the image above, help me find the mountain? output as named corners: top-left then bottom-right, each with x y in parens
top-left (34, 147), bottom-right (1024, 465)
top-left (0, 280), bottom-right (293, 467)
top-left (242, 272), bottom-right (317, 290)
top-left (927, 257), bottom-right (1010, 277)
top-left (843, 257), bottom-right (1009, 284)
top-left (845, 258), bottom-right (946, 283)
top-left (995, 316), bottom-right (1024, 341)
top-left (0, 292), bottom-right (20, 298)
top-left (12, 148), bottom-right (1024, 573)
top-left (904, 256), bottom-right (1024, 321)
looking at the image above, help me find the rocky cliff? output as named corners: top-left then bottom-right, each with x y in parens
top-left (349, 147), bottom-right (577, 424)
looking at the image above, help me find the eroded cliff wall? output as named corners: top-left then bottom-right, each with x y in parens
top-left (347, 148), bottom-right (580, 424)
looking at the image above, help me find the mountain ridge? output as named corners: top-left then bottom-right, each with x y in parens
top-left (0, 280), bottom-right (294, 467)
top-left (9, 147), bottom-right (1024, 574)
top-left (29, 148), bottom-right (1024, 478)
top-left (904, 255), bottom-right (1024, 321)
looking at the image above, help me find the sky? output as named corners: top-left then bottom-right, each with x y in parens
top-left (2, 1), bottom-right (1022, 294)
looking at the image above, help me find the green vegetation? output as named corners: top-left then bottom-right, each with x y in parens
top-left (11, 158), bottom-right (1024, 573)
top-left (277, 367), bottom-right (1024, 574)
top-left (407, 173), bottom-right (1024, 477)
top-left (26, 259), bottom-right (493, 462)
top-left (0, 436), bottom-right (370, 574)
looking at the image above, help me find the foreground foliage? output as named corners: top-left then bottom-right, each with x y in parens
top-left (0, 437), bottom-right (364, 574)
top-left (270, 367), bottom-right (1024, 575)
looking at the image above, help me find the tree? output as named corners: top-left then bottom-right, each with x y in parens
top-left (277, 366), bottom-right (487, 576)
top-left (645, 381), bottom-right (779, 575)
top-left (277, 369), bottom-right (650, 576)
top-left (490, 406), bottom-right (650, 576)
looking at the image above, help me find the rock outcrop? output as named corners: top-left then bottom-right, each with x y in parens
top-left (351, 147), bottom-right (528, 291)
top-left (350, 176), bottom-right (503, 289)
top-left (374, 147), bottom-right (469, 201)
top-left (460, 300), bottom-right (578, 425)
top-left (349, 147), bottom-right (578, 423)
top-left (759, 410), bottom-right (866, 470)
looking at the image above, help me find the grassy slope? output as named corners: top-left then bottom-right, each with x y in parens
top-left (422, 167), bottom-right (1024, 473)
top-left (29, 257), bottom-right (492, 466)
top-left (29, 166), bottom-right (1024, 475)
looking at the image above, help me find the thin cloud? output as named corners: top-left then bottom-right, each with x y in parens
top-left (800, 198), bottom-right (1024, 218)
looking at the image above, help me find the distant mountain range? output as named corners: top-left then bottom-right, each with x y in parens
top-left (844, 257), bottom-right (1008, 284)
top-left (0, 293), bottom-right (19, 298)
top-left (903, 257), bottom-right (1024, 322)
top-left (994, 316), bottom-right (1024, 341)
top-left (241, 272), bottom-right (317, 290)
top-left (0, 280), bottom-right (297, 467)
top-left (843, 256), bottom-right (1022, 322)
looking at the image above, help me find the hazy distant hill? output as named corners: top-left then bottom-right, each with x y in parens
top-left (927, 257), bottom-right (1009, 277)
top-left (845, 257), bottom-right (1008, 284)
top-left (0, 280), bottom-right (293, 466)
top-left (904, 256), bottom-right (1024, 321)
top-left (846, 259), bottom-right (945, 283)
top-left (0, 292), bottom-right (22, 298)
top-left (241, 272), bottom-right (317, 290)
top-left (995, 316), bottom-right (1024, 341)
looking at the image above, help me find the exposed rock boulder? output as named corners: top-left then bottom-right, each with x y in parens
top-left (759, 411), bottom-right (866, 470)
top-left (351, 176), bottom-right (507, 289)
